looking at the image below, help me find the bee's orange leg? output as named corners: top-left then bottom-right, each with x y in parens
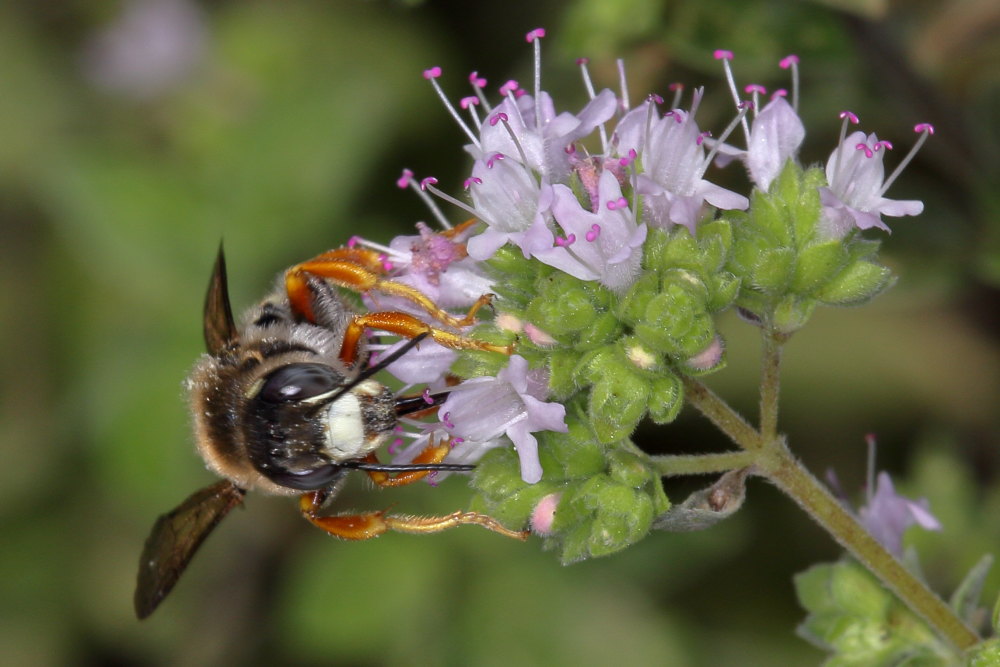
top-left (337, 311), bottom-right (511, 365)
top-left (298, 492), bottom-right (528, 541)
top-left (285, 259), bottom-right (492, 328)
top-left (360, 437), bottom-right (453, 488)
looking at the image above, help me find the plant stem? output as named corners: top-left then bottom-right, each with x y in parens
top-left (681, 376), bottom-right (762, 450)
top-left (759, 330), bottom-right (784, 441)
top-left (757, 442), bottom-right (980, 651)
top-left (650, 451), bottom-right (758, 477)
top-left (681, 375), bottom-right (980, 650)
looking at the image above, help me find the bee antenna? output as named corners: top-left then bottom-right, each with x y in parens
top-left (342, 460), bottom-right (475, 473)
top-left (324, 333), bottom-right (430, 406)
top-left (395, 389), bottom-right (450, 417)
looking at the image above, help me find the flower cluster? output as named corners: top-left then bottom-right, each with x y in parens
top-left (350, 29), bottom-right (933, 563)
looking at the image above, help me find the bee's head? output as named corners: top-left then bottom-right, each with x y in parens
top-left (242, 363), bottom-right (396, 491)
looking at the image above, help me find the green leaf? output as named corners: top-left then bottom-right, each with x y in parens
top-left (696, 219), bottom-right (733, 272)
top-left (814, 260), bottom-right (894, 305)
top-left (706, 271), bottom-right (741, 312)
top-left (949, 553), bottom-right (993, 625)
top-left (792, 240), bottom-right (849, 293)
top-left (752, 247), bottom-right (796, 292)
top-left (772, 295), bottom-right (817, 334)
top-left (588, 369), bottom-right (650, 443)
top-left (647, 372), bottom-right (683, 424)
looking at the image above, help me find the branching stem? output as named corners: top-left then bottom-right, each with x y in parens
top-left (651, 451), bottom-right (758, 477)
top-left (680, 332), bottom-right (980, 651)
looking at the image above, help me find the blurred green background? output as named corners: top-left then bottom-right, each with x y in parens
top-left (1, 0), bottom-right (997, 664)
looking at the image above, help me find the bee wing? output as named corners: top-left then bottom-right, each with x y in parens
top-left (134, 480), bottom-right (245, 619)
top-left (203, 244), bottom-right (239, 356)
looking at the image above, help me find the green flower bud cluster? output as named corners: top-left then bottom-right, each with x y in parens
top-left (726, 162), bottom-right (895, 333)
top-left (478, 217), bottom-right (739, 445)
top-left (795, 559), bottom-right (957, 664)
top-left (454, 217), bottom-right (740, 560)
top-left (470, 417), bottom-right (669, 564)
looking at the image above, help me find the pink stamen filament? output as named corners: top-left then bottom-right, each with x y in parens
top-left (617, 58), bottom-right (630, 112)
top-left (460, 96), bottom-right (482, 128)
top-left (585, 224), bottom-right (601, 242)
top-left (700, 102), bottom-right (752, 174)
top-left (496, 116), bottom-right (533, 173)
top-left (425, 67), bottom-right (480, 148)
top-left (468, 71), bottom-right (492, 111)
top-left (528, 28), bottom-right (544, 131)
top-left (744, 84), bottom-right (765, 119)
top-left (878, 123), bottom-right (934, 197)
top-left (779, 54), bottom-right (800, 112)
top-left (668, 83), bottom-right (684, 110)
top-left (832, 111), bottom-right (861, 187)
top-left (499, 79), bottom-right (519, 97)
top-left (577, 57), bottom-right (609, 153)
top-left (716, 49), bottom-right (750, 143)
top-left (398, 171), bottom-right (453, 229)
top-left (555, 234), bottom-right (576, 247)
top-left (422, 181), bottom-right (483, 223)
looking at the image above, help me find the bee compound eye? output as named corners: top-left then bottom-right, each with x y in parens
top-left (266, 463), bottom-right (344, 491)
top-left (259, 364), bottom-right (341, 403)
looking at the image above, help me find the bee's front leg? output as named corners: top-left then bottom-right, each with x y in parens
top-left (298, 492), bottom-right (529, 541)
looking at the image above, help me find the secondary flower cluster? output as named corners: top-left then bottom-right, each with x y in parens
top-left (353, 29), bottom-right (932, 490)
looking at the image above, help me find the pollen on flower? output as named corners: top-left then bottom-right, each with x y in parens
top-left (499, 79), bottom-right (519, 96)
top-left (496, 312), bottom-right (524, 333)
top-left (525, 28), bottom-right (546, 42)
top-left (779, 54), bottom-right (799, 69)
top-left (396, 169), bottom-right (414, 189)
top-left (839, 110), bottom-right (860, 124)
top-left (626, 344), bottom-right (657, 370)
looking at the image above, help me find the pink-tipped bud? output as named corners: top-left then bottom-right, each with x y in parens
top-left (685, 335), bottom-right (725, 372)
top-left (530, 493), bottom-right (562, 536)
top-left (524, 322), bottom-right (556, 347)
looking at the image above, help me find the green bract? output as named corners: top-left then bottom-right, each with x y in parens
top-left (470, 428), bottom-right (669, 565)
top-left (727, 162), bottom-right (895, 332)
top-left (795, 560), bottom-right (957, 665)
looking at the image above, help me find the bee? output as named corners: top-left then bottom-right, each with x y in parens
top-left (134, 241), bottom-right (526, 619)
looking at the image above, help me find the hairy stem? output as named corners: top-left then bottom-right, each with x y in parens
top-left (757, 442), bottom-right (980, 651)
top-left (759, 330), bottom-right (785, 441)
top-left (682, 372), bottom-right (979, 650)
top-left (650, 451), bottom-right (758, 477)
top-left (681, 376), bottom-right (763, 450)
